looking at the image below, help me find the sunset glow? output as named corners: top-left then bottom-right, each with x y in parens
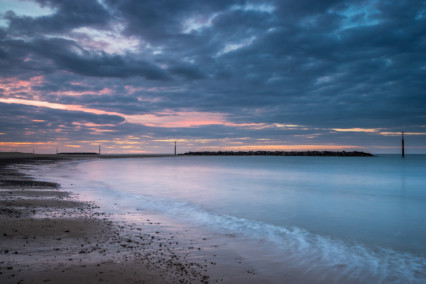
top-left (332, 128), bottom-right (379, 133)
top-left (222, 145), bottom-right (364, 151)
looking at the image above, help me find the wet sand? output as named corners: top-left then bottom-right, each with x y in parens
top-left (0, 155), bottom-right (207, 283)
top-left (0, 154), bottom-right (273, 284)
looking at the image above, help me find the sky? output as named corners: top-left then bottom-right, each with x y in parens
top-left (0, 0), bottom-right (425, 154)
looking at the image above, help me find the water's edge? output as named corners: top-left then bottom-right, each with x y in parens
top-left (24, 156), bottom-right (426, 283)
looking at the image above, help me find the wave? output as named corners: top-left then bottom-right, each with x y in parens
top-left (29, 160), bottom-right (426, 283)
top-left (129, 193), bottom-right (426, 284)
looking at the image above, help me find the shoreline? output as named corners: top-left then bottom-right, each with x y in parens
top-left (0, 156), bottom-right (211, 283)
top-left (2, 154), bottom-right (422, 283)
top-left (0, 152), bottom-right (175, 160)
top-left (0, 154), bottom-right (267, 284)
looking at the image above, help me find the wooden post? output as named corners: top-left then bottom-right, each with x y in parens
top-left (402, 131), bottom-right (405, 158)
top-left (174, 141), bottom-right (177, 156)
top-left (99, 145), bottom-right (101, 155)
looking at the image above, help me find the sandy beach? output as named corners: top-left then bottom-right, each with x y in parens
top-left (0, 153), bottom-right (269, 284)
top-left (0, 154), bottom-right (211, 284)
top-left (2, 153), bottom-right (425, 284)
top-left (8, 153), bottom-right (420, 284)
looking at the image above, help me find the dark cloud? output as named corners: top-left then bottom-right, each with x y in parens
top-left (275, 0), bottom-right (344, 17)
top-left (168, 63), bottom-right (206, 80)
top-left (105, 0), bottom-right (240, 41)
top-left (1, 0), bottom-right (426, 152)
top-left (0, 36), bottom-right (170, 80)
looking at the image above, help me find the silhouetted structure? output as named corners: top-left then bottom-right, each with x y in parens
top-left (99, 145), bottom-right (101, 155)
top-left (182, 151), bottom-right (374, 157)
top-left (174, 141), bottom-right (177, 156)
top-left (402, 131), bottom-right (405, 158)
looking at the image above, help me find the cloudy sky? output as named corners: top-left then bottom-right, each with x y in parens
top-left (0, 0), bottom-right (425, 154)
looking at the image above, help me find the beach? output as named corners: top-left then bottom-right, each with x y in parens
top-left (1, 153), bottom-right (425, 283)
top-left (0, 154), bottom-right (213, 284)
top-left (0, 154), bottom-right (269, 284)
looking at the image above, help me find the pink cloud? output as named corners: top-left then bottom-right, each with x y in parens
top-left (50, 87), bottom-right (113, 97)
top-left (125, 111), bottom-right (227, 127)
top-left (0, 98), bottom-right (290, 130)
top-left (0, 76), bottom-right (44, 97)
top-left (0, 98), bottom-right (237, 128)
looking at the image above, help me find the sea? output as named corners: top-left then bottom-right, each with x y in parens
top-left (27, 155), bottom-right (426, 283)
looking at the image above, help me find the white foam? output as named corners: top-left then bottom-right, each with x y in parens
top-left (118, 192), bottom-right (426, 283)
top-left (28, 158), bottom-right (426, 283)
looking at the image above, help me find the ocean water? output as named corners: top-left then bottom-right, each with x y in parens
top-left (31, 155), bottom-right (426, 283)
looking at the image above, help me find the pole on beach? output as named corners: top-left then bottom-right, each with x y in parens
top-left (402, 131), bottom-right (405, 158)
top-left (174, 141), bottom-right (177, 156)
top-left (99, 145), bottom-right (101, 155)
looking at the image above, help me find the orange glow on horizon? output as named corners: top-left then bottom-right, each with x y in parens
top-left (332, 128), bottom-right (378, 133)
top-left (4, 140), bottom-right (425, 154)
top-left (379, 132), bottom-right (426, 136)
top-left (0, 142), bottom-right (53, 145)
top-left (220, 144), bottom-right (364, 151)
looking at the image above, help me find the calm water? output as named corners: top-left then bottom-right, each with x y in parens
top-left (32, 155), bottom-right (426, 283)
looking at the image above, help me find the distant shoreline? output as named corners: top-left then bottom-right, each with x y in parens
top-left (0, 152), bottom-right (173, 160)
top-left (181, 150), bottom-right (374, 157)
top-left (0, 151), bottom-right (374, 159)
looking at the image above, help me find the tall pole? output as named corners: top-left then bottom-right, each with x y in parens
top-left (99, 145), bottom-right (101, 155)
top-left (174, 141), bottom-right (177, 156)
top-left (402, 131), bottom-right (405, 158)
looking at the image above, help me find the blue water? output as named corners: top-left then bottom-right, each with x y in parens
top-left (33, 155), bottom-right (426, 283)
